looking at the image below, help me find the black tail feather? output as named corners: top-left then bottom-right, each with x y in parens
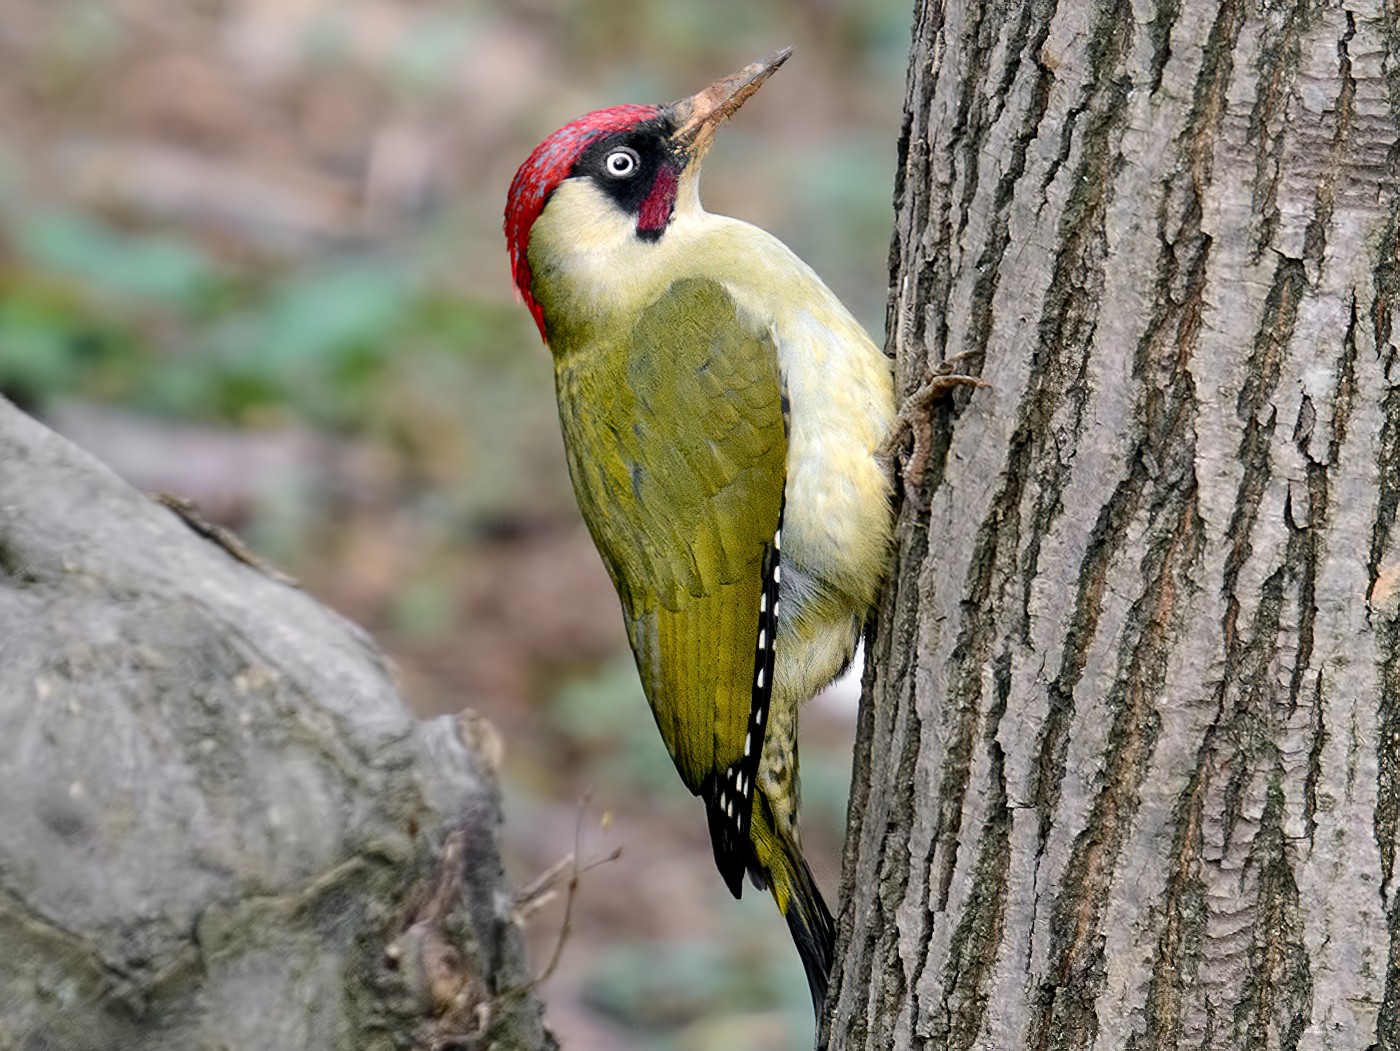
top-left (745, 792), bottom-right (834, 1016)
top-left (782, 852), bottom-right (835, 1015)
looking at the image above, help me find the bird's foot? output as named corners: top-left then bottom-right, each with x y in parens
top-left (877, 353), bottom-right (988, 493)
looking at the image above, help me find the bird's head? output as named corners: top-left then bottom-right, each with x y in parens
top-left (504, 48), bottom-right (791, 339)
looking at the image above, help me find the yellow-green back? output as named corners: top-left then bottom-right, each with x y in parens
top-left (552, 276), bottom-right (785, 793)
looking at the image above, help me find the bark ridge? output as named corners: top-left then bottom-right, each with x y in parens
top-left (832, 2), bottom-right (1400, 1048)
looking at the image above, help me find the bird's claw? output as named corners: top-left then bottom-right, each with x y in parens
top-left (878, 353), bottom-right (988, 494)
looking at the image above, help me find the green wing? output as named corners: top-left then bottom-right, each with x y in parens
top-left (554, 277), bottom-right (786, 883)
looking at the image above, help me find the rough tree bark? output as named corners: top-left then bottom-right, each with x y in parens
top-left (0, 399), bottom-right (553, 1051)
top-left (830, 1), bottom-right (1399, 1048)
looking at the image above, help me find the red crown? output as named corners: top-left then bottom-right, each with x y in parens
top-left (504, 104), bottom-right (661, 340)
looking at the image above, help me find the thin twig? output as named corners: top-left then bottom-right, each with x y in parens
top-left (513, 854), bottom-right (573, 922)
top-left (151, 491), bottom-right (299, 586)
top-left (533, 793), bottom-right (621, 985)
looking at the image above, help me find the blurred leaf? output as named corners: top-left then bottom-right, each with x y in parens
top-left (390, 573), bottom-right (456, 640)
top-left (391, 12), bottom-right (480, 92)
top-left (29, 1), bottom-right (125, 94)
top-left (792, 748), bottom-right (851, 838)
top-left (191, 262), bottom-right (421, 427)
top-left (551, 656), bottom-right (681, 797)
top-left (17, 211), bottom-right (218, 306)
top-left (584, 927), bottom-right (809, 1049)
top-left (244, 482), bottom-right (317, 567)
top-left (584, 941), bottom-right (768, 1026)
top-left (246, 265), bottom-right (411, 368)
top-left (0, 273), bottom-right (144, 406)
top-left (0, 301), bottom-right (80, 396)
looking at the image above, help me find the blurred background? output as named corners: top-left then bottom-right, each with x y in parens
top-left (0, 1), bottom-right (910, 1046)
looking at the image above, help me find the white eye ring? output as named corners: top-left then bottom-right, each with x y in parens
top-left (605, 148), bottom-right (639, 178)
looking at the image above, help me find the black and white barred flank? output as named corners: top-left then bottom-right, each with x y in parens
top-left (705, 506), bottom-right (782, 898)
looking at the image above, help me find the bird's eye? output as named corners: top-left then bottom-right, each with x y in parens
top-left (604, 148), bottom-right (640, 178)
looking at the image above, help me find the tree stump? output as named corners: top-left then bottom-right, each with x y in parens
top-left (0, 398), bottom-right (552, 1051)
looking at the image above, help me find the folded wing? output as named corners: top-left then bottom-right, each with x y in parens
top-left (553, 276), bottom-right (787, 890)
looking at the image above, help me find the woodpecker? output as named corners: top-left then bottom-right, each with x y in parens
top-left (504, 49), bottom-right (894, 1012)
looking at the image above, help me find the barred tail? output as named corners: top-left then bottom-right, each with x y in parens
top-left (748, 790), bottom-right (835, 1015)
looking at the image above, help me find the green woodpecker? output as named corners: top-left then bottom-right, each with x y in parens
top-left (504, 49), bottom-right (893, 1011)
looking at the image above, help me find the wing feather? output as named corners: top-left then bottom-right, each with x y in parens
top-left (554, 278), bottom-right (786, 865)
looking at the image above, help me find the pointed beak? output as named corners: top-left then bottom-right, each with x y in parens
top-left (667, 47), bottom-right (792, 162)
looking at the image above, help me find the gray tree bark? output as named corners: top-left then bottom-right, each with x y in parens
top-left (0, 399), bottom-right (553, 1051)
top-left (830, 1), bottom-right (1400, 1048)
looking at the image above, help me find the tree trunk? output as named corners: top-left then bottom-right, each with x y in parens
top-left (0, 399), bottom-right (553, 1051)
top-left (829, 1), bottom-right (1400, 1048)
